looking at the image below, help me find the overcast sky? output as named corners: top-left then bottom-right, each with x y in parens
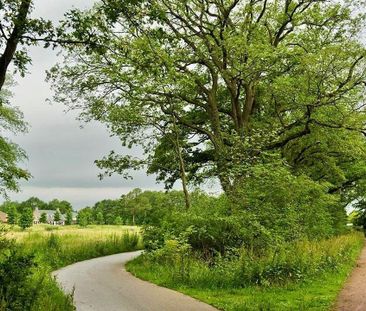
top-left (1, 0), bottom-right (166, 209)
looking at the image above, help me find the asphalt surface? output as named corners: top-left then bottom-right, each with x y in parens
top-left (53, 251), bottom-right (217, 311)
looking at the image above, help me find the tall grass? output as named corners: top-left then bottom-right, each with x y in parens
top-left (1, 225), bottom-right (142, 311)
top-left (127, 232), bottom-right (364, 310)
top-left (20, 230), bottom-right (141, 269)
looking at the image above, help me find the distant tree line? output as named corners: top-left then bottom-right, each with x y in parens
top-left (77, 188), bottom-right (186, 227)
top-left (76, 187), bottom-right (348, 250)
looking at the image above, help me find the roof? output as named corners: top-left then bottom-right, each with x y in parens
top-left (34, 209), bottom-right (78, 221)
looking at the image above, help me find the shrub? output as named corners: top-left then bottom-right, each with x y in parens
top-left (0, 249), bottom-right (38, 311)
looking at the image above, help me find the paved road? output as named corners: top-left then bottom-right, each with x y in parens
top-left (53, 251), bottom-right (217, 311)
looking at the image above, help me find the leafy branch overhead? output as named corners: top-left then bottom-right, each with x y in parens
top-left (49, 0), bottom-right (366, 207)
top-left (0, 0), bottom-right (95, 195)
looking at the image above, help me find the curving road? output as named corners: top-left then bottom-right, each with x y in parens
top-left (53, 251), bottom-right (217, 311)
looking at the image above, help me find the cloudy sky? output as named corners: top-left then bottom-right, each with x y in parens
top-left (1, 0), bottom-right (166, 209)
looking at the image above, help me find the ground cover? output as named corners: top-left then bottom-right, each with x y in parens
top-left (127, 233), bottom-right (364, 311)
top-left (1, 224), bottom-right (142, 311)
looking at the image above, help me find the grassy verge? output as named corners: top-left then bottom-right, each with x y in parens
top-left (3, 225), bottom-right (142, 311)
top-left (18, 225), bottom-right (141, 269)
top-left (127, 233), bottom-right (364, 311)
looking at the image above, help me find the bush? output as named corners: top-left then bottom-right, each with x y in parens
top-left (0, 226), bottom-right (74, 311)
top-left (0, 249), bottom-right (38, 311)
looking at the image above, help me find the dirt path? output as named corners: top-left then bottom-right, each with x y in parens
top-left (336, 242), bottom-right (366, 311)
top-left (53, 251), bottom-right (217, 311)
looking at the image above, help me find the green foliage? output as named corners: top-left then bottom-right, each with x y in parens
top-left (20, 230), bottom-right (142, 270)
top-left (0, 226), bottom-right (73, 311)
top-left (47, 199), bottom-right (72, 214)
top-left (140, 188), bottom-right (345, 257)
top-left (96, 212), bottom-right (104, 225)
top-left (53, 210), bottom-right (61, 223)
top-left (51, 0), bottom-right (366, 211)
top-left (76, 190), bottom-right (185, 226)
top-left (0, 224), bottom-right (142, 311)
top-left (19, 197), bottom-right (47, 212)
top-left (77, 212), bottom-right (89, 227)
top-left (352, 200), bottom-right (366, 229)
top-left (71, 188), bottom-right (348, 257)
top-left (127, 233), bottom-right (364, 310)
top-left (114, 216), bottom-right (123, 225)
top-left (19, 208), bottom-right (33, 230)
top-left (0, 249), bottom-right (38, 311)
top-left (39, 213), bottom-right (47, 224)
top-left (0, 82), bottom-right (30, 197)
top-left (232, 163), bottom-right (342, 240)
top-left (6, 205), bottom-right (18, 225)
top-left (65, 210), bottom-right (72, 225)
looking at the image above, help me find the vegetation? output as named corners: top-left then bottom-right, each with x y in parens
top-left (51, 0), bottom-right (366, 211)
top-left (128, 233), bottom-right (364, 310)
top-left (0, 0), bottom-right (366, 310)
top-left (47, 2), bottom-right (366, 306)
top-left (17, 225), bottom-right (141, 270)
top-left (0, 197), bottom-right (75, 228)
top-left (0, 80), bottom-right (30, 197)
top-left (39, 213), bottom-right (47, 224)
top-left (18, 208), bottom-right (33, 230)
top-left (0, 225), bottom-right (142, 311)
top-left (0, 0), bottom-right (64, 195)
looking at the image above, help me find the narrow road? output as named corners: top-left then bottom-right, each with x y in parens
top-left (53, 251), bottom-right (217, 311)
top-left (336, 242), bottom-right (366, 311)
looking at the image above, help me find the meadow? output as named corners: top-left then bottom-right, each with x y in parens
top-left (127, 232), bottom-right (364, 311)
top-left (1, 224), bottom-right (142, 311)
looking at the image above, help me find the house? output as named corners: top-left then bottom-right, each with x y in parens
top-left (0, 211), bottom-right (7, 223)
top-left (33, 208), bottom-right (77, 226)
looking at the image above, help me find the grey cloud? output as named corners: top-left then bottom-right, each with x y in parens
top-left (1, 0), bottom-right (165, 209)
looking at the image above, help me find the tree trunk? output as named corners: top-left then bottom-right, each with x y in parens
top-left (172, 114), bottom-right (191, 210)
top-left (0, 0), bottom-right (32, 92)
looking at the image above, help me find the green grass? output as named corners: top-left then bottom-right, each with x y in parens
top-left (17, 225), bottom-right (142, 269)
top-left (3, 225), bottom-right (142, 311)
top-left (127, 233), bottom-right (364, 311)
top-left (6, 224), bottom-right (139, 239)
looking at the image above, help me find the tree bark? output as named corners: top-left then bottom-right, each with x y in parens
top-left (0, 0), bottom-right (31, 92)
top-left (172, 114), bottom-right (191, 210)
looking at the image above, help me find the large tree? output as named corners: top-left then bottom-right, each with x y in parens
top-left (50, 0), bottom-right (366, 206)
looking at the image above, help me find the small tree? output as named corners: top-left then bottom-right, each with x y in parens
top-left (54, 210), bottom-right (61, 223)
top-left (39, 212), bottom-right (47, 224)
top-left (96, 212), bottom-right (104, 225)
top-left (77, 213), bottom-right (88, 227)
top-left (7, 206), bottom-right (18, 225)
top-left (19, 208), bottom-right (33, 230)
top-left (65, 210), bottom-right (73, 225)
top-left (114, 216), bottom-right (123, 225)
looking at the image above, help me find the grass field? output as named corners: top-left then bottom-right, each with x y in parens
top-left (1, 224), bottom-right (142, 311)
top-left (10, 224), bottom-right (142, 269)
top-left (127, 233), bottom-right (364, 311)
top-left (6, 224), bottom-right (139, 238)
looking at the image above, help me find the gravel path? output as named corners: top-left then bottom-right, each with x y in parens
top-left (53, 251), bottom-right (217, 311)
top-left (336, 242), bottom-right (366, 311)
